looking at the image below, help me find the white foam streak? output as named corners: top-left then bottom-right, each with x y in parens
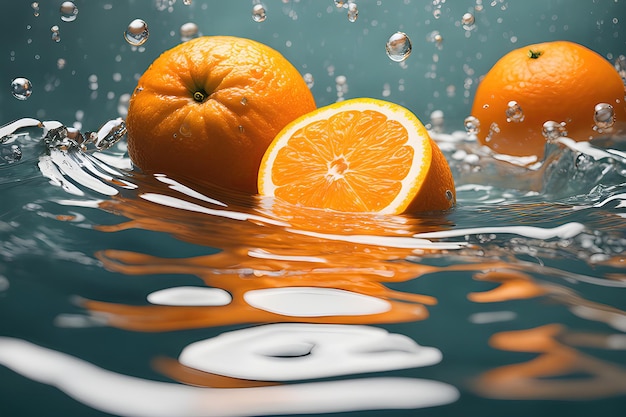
top-left (154, 174), bottom-right (227, 207)
top-left (140, 193), bottom-right (289, 226)
top-left (287, 229), bottom-right (468, 250)
top-left (0, 118), bottom-right (41, 138)
top-left (414, 222), bottom-right (585, 240)
top-left (247, 248), bottom-right (327, 263)
top-left (0, 337), bottom-right (459, 417)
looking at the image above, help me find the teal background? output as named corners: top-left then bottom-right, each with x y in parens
top-left (2, 0), bottom-right (626, 130)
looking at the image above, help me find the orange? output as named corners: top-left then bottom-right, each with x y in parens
top-left (125, 36), bottom-right (316, 194)
top-left (470, 40), bottom-right (626, 158)
top-left (257, 98), bottom-right (456, 214)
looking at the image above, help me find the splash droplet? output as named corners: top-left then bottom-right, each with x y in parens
top-left (124, 19), bottom-right (149, 46)
top-left (385, 32), bottom-right (412, 62)
top-left (593, 103), bottom-right (615, 131)
top-left (542, 120), bottom-right (568, 141)
top-left (461, 12), bottom-right (475, 30)
top-left (426, 30), bottom-right (443, 49)
top-left (11, 77), bottom-right (33, 100)
top-left (347, 1), bottom-right (358, 22)
top-left (505, 100), bottom-right (525, 122)
top-left (334, 0), bottom-right (346, 7)
top-left (464, 116), bottom-right (480, 135)
top-left (180, 22), bottom-right (199, 42)
top-left (51, 25), bottom-right (60, 42)
top-left (252, 4), bottom-right (267, 22)
top-left (59, 1), bottom-right (78, 22)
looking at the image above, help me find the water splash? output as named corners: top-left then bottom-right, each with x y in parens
top-left (505, 100), bottom-right (525, 123)
top-left (252, 3), bottom-right (267, 22)
top-left (464, 116), bottom-right (480, 135)
top-left (593, 103), bottom-right (615, 132)
top-left (541, 120), bottom-right (568, 141)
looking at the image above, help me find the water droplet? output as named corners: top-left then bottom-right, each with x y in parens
top-left (240, 97), bottom-right (248, 106)
top-left (430, 110), bottom-right (444, 132)
top-left (505, 100), bottom-right (525, 122)
top-left (59, 1), bottom-right (78, 22)
top-left (334, 0), bottom-right (346, 8)
top-left (542, 120), bottom-right (568, 141)
top-left (445, 189), bottom-right (454, 201)
top-left (433, 8), bottom-right (442, 19)
top-left (11, 77), bottom-right (33, 100)
top-left (593, 103), bottom-right (615, 131)
top-left (385, 32), bottom-right (412, 62)
top-left (183, 0), bottom-right (192, 5)
top-left (303, 73), bottom-right (314, 89)
top-left (180, 22), bottom-right (199, 42)
top-left (347, 1), bottom-right (358, 22)
top-left (31, 2), bottom-right (39, 17)
top-left (614, 55), bottom-right (626, 83)
top-left (426, 30), bottom-right (443, 49)
top-left (252, 4), bottom-right (267, 22)
top-left (51, 25), bottom-right (60, 43)
top-left (57, 58), bottom-right (66, 69)
top-left (124, 19), bottom-right (149, 46)
top-left (464, 115), bottom-right (480, 135)
top-left (461, 12), bottom-right (475, 30)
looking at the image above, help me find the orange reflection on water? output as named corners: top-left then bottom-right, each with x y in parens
top-left (473, 324), bottom-right (626, 400)
top-left (468, 269), bottom-right (547, 303)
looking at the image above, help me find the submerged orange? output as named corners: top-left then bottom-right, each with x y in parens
top-left (126, 36), bottom-right (316, 193)
top-left (470, 40), bottom-right (626, 158)
top-left (258, 98), bottom-right (456, 214)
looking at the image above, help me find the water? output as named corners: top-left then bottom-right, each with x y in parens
top-left (386, 32), bottom-right (412, 63)
top-left (1, 1), bottom-right (626, 417)
top-left (124, 19), bottom-right (149, 46)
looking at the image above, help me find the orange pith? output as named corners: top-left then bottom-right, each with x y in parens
top-left (471, 40), bottom-right (626, 158)
top-left (126, 36), bottom-right (316, 194)
top-left (258, 98), bottom-right (456, 215)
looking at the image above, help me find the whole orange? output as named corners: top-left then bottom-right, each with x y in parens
top-left (470, 40), bottom-right (626, 158)
top-left (126, 36), bottom-right (316, 194)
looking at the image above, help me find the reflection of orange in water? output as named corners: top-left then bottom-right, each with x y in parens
top-left (468, 269), bottom-right (547, 302)
top-left (474, 324), bottom-right (626, 400)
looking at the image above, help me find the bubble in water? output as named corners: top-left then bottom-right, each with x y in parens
top-left (334, 0), bottom-right (346, 7)
top-left (1, 144), bottom-right (22, 164)
top-left (505, 100), bottom-right (525, 122)
top-left (59, 1), bottom-right (78, 22)
top-left (430, 110), bottom-right (445, 132)
top-left (385, 32), bottom-right (412, 62)
top-left (32, 2), bottom-right (39, 17)
top-left (57, 58), bottom-right (66, 69)
top-left (461, 12), bottom-right (475, 30)
top-left (11, 77), bottom-right (33, 100)
top-left (51, 25), bottom-right (60, 42)
top-left (180, 22), bottom-right (199, 41)
top-left (542, 120), bottom-right (568, 141)
top-left (252, 4), bottom-right (267, 22)
top-left (183, 0), bottom-right (192, 4)
top-left (593, 103), bottom-right (615, 131)
top-left (426, 30), bottom-right (443, 49)
top-left (614, 55), bottom-right (626, 83)
top-left (124, 19), bottom-right (149, 46)
top-left (347, 1), bottom-right (358, 22)
top-left (303, 73), bottom-right (314, 89)
top-left (464, 115), bottom-right (480, 135)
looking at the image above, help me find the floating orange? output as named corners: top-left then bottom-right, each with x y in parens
top-left (257, 98), bottom-right (455, 214)
top-left (471, 40), bottom-right (626, 158)
top-left (126, 36), bottom-right (316, 193)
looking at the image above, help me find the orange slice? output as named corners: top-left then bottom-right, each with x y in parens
top-left (257, 98), bottom-right (455, 214)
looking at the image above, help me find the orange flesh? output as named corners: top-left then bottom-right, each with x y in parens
top-left (271, 110), bottom-right (414, 212)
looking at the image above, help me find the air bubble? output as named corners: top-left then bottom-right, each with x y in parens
top-left (31, 2), bottom-right (39, 17)
top-left (124, 19), bottom-right (149, 46)
top-left (51, 25), bottom-right (60, 42)
top-left (461, 12), bottom-right (475, 30)
top-left (180, 22), bottom-right (199, 42)
top-left (426, 30), bottom-right (443, 49)
top-left (303, 73), bottom-right (314, 89)
top-left (593, 103), bottom-right (615, 131)
top-left (11, 77), bottom-right (33, 100)
top-left (252, 4), bottom-right (267, 22)
top-left (464, 115), bottom-right (480, 135)
top-left (59, 1), bottom-right (78, 22)
top-left (385, 32), bottom-right (412, 62)
top-left (505, 100), bottom-right (525, 122)
top-left (542, 120), bottom-right (568, 141)
top-left (347, 1), bottom-right (358, 22)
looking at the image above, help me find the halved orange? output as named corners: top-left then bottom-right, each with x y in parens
top-left (257, 98), bottom-right (455, 214)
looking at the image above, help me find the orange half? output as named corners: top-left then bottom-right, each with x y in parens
top-left (258, 98), bottom-right (455, 214)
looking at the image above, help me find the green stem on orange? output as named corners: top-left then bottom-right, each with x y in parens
top-left (192, 89), bottom-right (208, 102)
top-left (527, 49), bottom-right (543, 59)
